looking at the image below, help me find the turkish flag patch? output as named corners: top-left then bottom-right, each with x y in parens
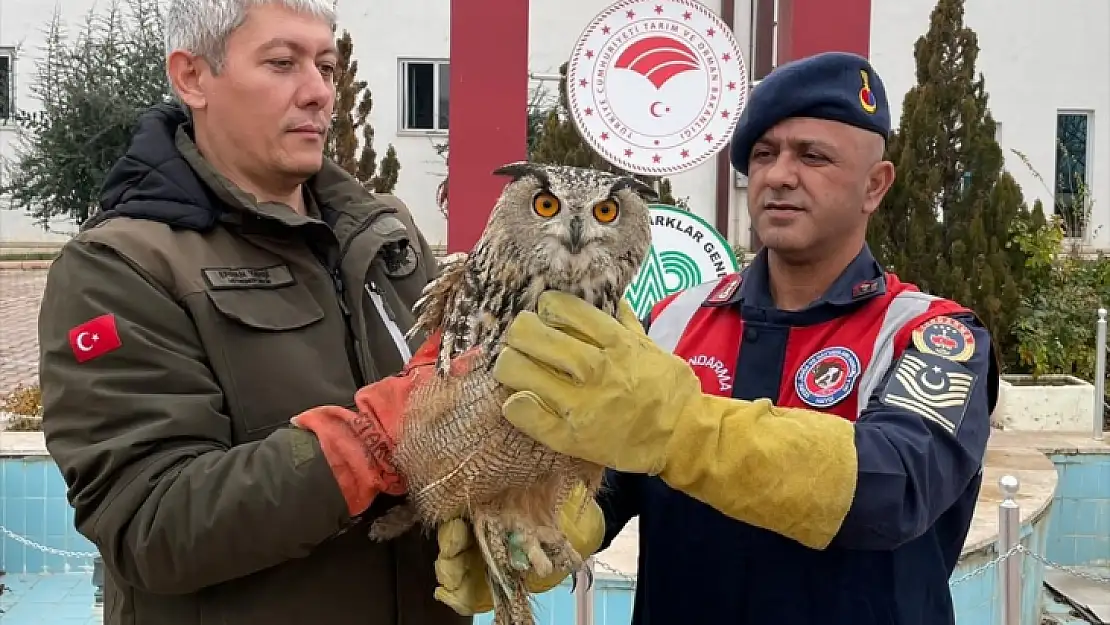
top-left (68, 314), bottom-right (122, 363)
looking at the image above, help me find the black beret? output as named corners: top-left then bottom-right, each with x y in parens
top-left (729, 51), bottom-right (891, 175)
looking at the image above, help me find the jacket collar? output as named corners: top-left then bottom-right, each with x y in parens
top-left (90, 102), bottom-right (396, 239)
top-left (720, 243), bottom-right (887, 310)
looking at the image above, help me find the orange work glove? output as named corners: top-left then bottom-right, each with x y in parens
top-left (291, 331), bottom-right (477, 516)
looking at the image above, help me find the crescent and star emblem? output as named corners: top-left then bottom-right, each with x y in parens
top-left (68, 313), bottom-right (122, 363)
top-left (75, 331), bottom-right (99, 352)
top-left (566, 0), bottom-right (748, 174)
top-left (919, 365), bottom-right (947, 391)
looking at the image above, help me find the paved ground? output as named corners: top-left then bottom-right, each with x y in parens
top-left (0, 572), bottom-right (100, 624)
top-left (0, 269), bottom-right (47, 397)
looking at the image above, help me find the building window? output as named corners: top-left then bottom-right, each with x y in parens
top-left (0, 48), bottom-right (14, 122)
top-left (400, 59), bottom-right (449, 132)
top-left (1054, 111), bottom-right (1092, 237)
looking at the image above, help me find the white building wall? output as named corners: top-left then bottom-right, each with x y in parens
top-left (341, 0), bottom-right (740, 249)
top-left (2, 0), bottom-right (1106, 250)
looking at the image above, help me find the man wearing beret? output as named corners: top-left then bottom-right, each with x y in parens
top-left (433, 51), bottom-right (1001, 624)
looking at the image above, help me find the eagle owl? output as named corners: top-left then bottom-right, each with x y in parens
top-left (368, 161), bottom-right (656, 625)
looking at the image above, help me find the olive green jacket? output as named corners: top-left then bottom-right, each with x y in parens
top-left (38, 103), bottom-right (467, 625)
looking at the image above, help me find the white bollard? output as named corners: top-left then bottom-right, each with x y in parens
top-left (1095, 308), bottom-right (1106, 441)
top-left (574, 558), bottom-right (595, 625)
top-left (997, 475), bottom-right (1022, 625)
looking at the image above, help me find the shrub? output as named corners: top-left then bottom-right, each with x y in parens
top-left (1, 383), bottom-right (44, 431)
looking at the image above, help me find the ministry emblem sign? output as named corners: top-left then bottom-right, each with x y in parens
top-left (624, 204), bottom-right (741, 319)
top-left (566, 0), bottom-right (750, 176)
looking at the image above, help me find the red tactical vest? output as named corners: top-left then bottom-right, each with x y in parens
top-left (647, 273), bottom-right (974, 421)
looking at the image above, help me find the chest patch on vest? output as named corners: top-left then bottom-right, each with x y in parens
top-left (911, 315), bottom-right (976, 362)
top-left (202, 264), bottom-right (295, 290)
top-left (794, 346), bottom-right (861, 408)
top-left (879, 350), bottom-right (976, 435)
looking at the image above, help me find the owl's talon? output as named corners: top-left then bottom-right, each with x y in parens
top-left (526, 538), bottom-right (555, 578)
top-left (582, 563), bottom-right (595, 591)
top-left (567, 556), bottom-right (594, 593)
top-left (530, 528), bottom-right (584, 582)
top-left (503, 523), bottom-right (562, 578)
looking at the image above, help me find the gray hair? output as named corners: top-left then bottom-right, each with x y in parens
top-left (165, 0), bottom-right (337, 75)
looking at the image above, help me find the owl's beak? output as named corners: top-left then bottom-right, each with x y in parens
top-left (568, 216), bottom-right (584, 253)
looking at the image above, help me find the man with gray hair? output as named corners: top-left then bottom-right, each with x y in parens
top-left (35, 1), bottom-right (488, 623)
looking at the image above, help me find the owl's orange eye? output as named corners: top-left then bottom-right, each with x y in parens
top-left (532, 192), bottom-right (561, 218)
top-left (593, 199), bottom-right (619, 223)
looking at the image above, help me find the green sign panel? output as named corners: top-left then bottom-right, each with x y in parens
top-left (624, 204), bottom-right (741, 319)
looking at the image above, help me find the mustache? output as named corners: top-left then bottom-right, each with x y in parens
top-left (757, 193), bottom-right (805, 210)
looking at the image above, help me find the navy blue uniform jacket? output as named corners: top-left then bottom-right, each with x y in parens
top-left (596, 246), bottom-right (1000, 625)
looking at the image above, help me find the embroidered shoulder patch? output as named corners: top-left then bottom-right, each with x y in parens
top-left (382, 241), bottom-right (419, 278)
top-left (911, 315), bottom-right (976, 362)
top-left (851, 278), bottom-right (880, 299)
top-left (703, 273), bottom-right (742, 305)
top-left (68, 313), bottom-right (123, 363)
top-left (880, 351), bottom-right (977, 435)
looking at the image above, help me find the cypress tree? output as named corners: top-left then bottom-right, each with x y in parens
top-left (867, 0), bottom-right (1036, 364)
top-left (325, 30), bottom-right (400, 194)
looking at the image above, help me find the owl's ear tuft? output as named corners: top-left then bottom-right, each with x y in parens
top-left (492, 161), bottom-right (541, 181)
top-left (612, 177), bottom-right (659, 202)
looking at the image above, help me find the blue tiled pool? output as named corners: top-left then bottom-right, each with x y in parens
top-left (947, 505), bottom-right (1052, 625)
top-left (474, 577), bottom-right (635, 625)
top-left (0, 572), bottom-right (100, 624)
top-left (1044, 452), bottom-right (1110, 567)
top-left (1, 455), bottom-right (98, 575)
top-left (0, 453), bottom-right (634, 624)
top-left (3, 448), bottom-right (1108, 625)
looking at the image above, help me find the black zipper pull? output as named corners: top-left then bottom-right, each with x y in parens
top-left (332, 268), bottom-right (351, 317)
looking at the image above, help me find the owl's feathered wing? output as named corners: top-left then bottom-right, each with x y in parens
top-left (371, 249), bottom-right (605, 625)
top-left (407, 252), bottom-right (470, 352)
top-left (390, 240), bottom-right (601, 513)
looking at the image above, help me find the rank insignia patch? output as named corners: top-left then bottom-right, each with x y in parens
top-left (880, 351), bottom-right (977, 435)
top-left (705, 273), bottom-right (743, 305)
top-left (912, 315), bottom-right (976, 362)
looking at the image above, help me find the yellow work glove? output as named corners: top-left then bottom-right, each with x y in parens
top-left (492, 291), bottom-right (859, 550)
top-left (433, 481), bottom-right (606, 615)
top-left (433, 519), bottom-right (492, 615)
top-left (492, 292), bottom-right (701, 475)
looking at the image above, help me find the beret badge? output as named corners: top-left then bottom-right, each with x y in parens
top-left (858, 69), bottom-right (878, 114)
